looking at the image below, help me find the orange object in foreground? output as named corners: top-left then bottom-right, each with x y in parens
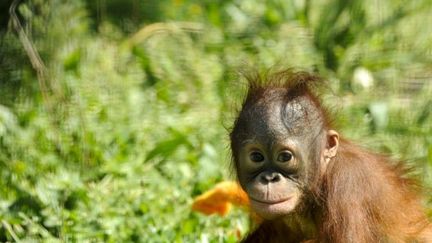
top-left (192, 181), bottom-right (250, 216)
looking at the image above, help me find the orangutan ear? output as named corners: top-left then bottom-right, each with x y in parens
top-left (324, 130), bottom-right (339, 160)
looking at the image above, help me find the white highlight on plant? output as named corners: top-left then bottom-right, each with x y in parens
top-left (352, 67), bottom-right (374, 89)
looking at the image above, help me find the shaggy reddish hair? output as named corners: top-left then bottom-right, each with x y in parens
top-left (232, 70), bottom-right (432, 242)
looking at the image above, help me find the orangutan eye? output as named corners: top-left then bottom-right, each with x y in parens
top-left (277, 151), bottom-right (293, 162)
top-left (250, 151), bottom-right (264, 162)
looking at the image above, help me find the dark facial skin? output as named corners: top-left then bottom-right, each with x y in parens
top-left (233, 89), bottom-right (339, 220)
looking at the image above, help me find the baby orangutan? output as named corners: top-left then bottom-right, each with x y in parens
top-left (194, 70), bottom-right (432, 243)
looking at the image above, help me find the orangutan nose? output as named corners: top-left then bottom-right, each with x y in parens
top-left (259, 171), bottom-right (281, 184)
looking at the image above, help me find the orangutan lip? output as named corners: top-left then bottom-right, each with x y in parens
top-left (250, 197), bottom-right (291, 204)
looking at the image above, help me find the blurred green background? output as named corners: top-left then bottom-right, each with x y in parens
top-left (0, 0), bottom-right (431, 242)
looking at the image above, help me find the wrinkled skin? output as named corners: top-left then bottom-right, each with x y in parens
top-left (232, 89), bottom-right (338, 220)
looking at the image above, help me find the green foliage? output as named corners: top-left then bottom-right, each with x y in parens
top-left (0, 0), bottom-right (431, 241)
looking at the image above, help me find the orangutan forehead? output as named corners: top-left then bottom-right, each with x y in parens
top-left (241, 93), bottom-right (324, 139)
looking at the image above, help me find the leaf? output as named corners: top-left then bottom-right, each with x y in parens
top-left (63, 48), bottom-right (81, 72)
top-left (0, 105), bottom-right (17, 137)
top-left (131, 46), bottom-right (157, 86)
top-left (416, 100), bottom-right (431, 125)
top-left (367, 102), bottom-right (388, 133)
top-left (145, 129), bottom-right (191, 162)
top-left (428, 145), bottom-right (432, 166)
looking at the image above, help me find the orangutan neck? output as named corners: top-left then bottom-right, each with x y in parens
top-left (280, 207), bottom-right (321, 240)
